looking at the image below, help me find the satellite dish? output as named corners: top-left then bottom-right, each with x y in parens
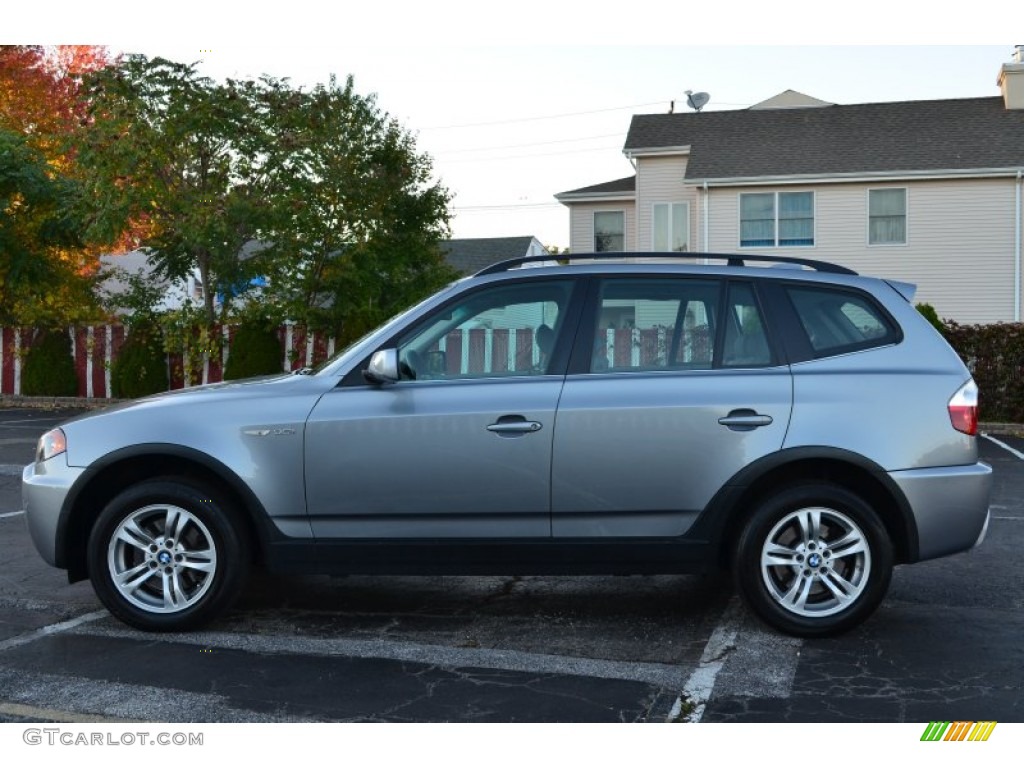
top-left (685, 90), bottom-right (710, 112)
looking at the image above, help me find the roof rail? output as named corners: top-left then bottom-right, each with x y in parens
top-left (474, 251), bottom-right (857, 277)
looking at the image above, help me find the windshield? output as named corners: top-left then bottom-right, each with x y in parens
top-left (309, 279), bottom-right (464, 375)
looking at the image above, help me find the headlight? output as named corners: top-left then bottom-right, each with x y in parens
top-left (37, 428), bottom-right (67, 462)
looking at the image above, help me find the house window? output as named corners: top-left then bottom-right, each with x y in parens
top-left (740, 192), bottom-right (814, 247)
top-left (594, 211), bottom-right (625, 252)
top-left (868, 188), bottom-right (907, 245)
top-left (653, 203), bottom-right (689, 252)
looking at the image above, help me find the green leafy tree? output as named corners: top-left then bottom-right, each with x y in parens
top-left (257, 75), bottom-right (456, 341)
top-left (74, 56), bottom-right (277, 326)
top-left (0, 127), bottom-right (100, 326)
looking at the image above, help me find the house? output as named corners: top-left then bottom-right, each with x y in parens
top-left (441, 236), bottom-right (550, 276)
top-left (556, 49), bottom-right (1024, 324)
top-left (98, 249), bottom-right (203, 313)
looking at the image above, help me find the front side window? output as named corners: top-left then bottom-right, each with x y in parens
top-left (868, 188), bottom-right (907, 245)
top-left (397, 281), bottom-right (572, 380)
top-left (653, 202), bottom-right (689, 252)
top-left (740, 192), bottom-right (814, 247)
top-left (589, 279), bottom-right (720, 373)
top-left (594, 211), bottom-right (625, 252)
top-left (785, 285), bottom-right (898, 356)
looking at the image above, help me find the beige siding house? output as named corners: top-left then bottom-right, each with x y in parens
top-left (556, 52), bottom-right (1024, 324)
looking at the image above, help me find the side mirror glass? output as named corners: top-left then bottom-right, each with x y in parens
top-left (363, 349), bottom-right (399, 384)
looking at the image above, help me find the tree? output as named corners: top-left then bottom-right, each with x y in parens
top-left (1, 45), bottom-right (111, 158)
top-left (0, 127), bottom-right (99, 326)
top-left (74, 55), bottom-right (276, 326)
top-left (253, 75), bottom-right (456, 340)
top-left (0, 46), bottom-right (113, 326)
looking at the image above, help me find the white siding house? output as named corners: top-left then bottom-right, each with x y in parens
top-left (557, 50), bottom-right (1024, 324)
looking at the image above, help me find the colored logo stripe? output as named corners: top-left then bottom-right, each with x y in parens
top-left (921, 721), bottom-right (997, 742)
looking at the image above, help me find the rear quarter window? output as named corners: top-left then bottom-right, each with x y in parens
top-left (785, 285), bottom-right (900, 357)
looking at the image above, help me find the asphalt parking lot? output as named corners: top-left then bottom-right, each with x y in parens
top-left (0, 406), bottom-right (1021, 723)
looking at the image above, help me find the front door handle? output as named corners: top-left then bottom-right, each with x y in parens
top-left (718, 409), bottom-right (773, 431)
top-left (486, 416), bottom-right (543, 434)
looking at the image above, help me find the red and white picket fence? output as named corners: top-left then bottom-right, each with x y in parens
top-left (0, 324), bottom-right (338, 399)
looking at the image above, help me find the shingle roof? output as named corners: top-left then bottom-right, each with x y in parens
top-left (624, 97), bottom-right (1024, 180)
top-left (440, 237), bottom-right (546, 275)
top-left (556, 175), bottom-right (637, 197)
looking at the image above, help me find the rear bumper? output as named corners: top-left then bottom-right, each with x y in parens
top-left (22, 458), bottom-right (83, 569)
top-left (889, 461), bottom-right (992, 562)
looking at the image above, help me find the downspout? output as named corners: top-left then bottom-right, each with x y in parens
top-left (1016, 170), bottom-right (1022, 322)
top-left (626, 152), bottom-right (638, 251)
top-left (703, 181), bottom-right (710, 262)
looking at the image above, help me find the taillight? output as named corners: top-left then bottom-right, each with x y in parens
top-left (948, 380), bottom-right (979, 436)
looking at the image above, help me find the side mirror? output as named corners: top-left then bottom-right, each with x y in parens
top-left (363, 349), bottom-right (399, 385)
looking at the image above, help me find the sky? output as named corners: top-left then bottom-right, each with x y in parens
top-left (7, 4), bottom-right (1019, 250)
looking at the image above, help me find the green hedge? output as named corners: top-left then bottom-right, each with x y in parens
top-left (223, 321), bottom-right (283, 380)
top-left (21, 331), bottom-right (78, 397)
top-left (942, 321), bottom-right (1024, 423)
top-left (111, 324), bottom-right (168, 398)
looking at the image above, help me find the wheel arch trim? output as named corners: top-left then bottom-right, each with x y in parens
top-left (693, 446), bottom-right (920, 564)
top-left (57, 443), bottom-right (276, 578)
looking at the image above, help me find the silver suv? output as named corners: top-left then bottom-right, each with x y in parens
top-left (22, 253), bottom-right (992, 637)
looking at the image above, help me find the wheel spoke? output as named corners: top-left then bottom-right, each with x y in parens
top-left (818, 569), bottom-right (861, 606)
top-left (115, 520), bottom-right (155, 552)
top-left (828, 530), bottom-right (868, 559)
top-left (781, 571), bottom-right (815, 611)
top-left (116, 562), bottom-right (154, 592)
top-left (797, 509), bottom-right (821, 544)
top-left (762, 542), bottom-right (800, 569)
top-left (165, 507), bottom-right (189, 544)
top-left (161, 569), bottom-right (187, 610)
top-left (179, 549), bottom-right (216, 574)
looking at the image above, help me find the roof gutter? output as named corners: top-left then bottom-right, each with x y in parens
top-left (686, 168), bottom-right (1024, 187)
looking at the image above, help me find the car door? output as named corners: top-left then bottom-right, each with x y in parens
top-left (551, 277), bottom-right (793, 537)
top-left (304, 278), bottom-right (581, 539)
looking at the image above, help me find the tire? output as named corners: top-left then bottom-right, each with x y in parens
top-left (87, 478), bottom-right (249, 631)
top-left (733, 483), bottom-right (894, 637)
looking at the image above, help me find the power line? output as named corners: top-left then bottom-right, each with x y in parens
top-left (453, 201), bottom-right (564, 212)
top-left (434, 131), bottom-right (624, 155)
top-left (438, 144), bottom-right (622, 164)
top-left (420, 100), bottom-right (665, 130)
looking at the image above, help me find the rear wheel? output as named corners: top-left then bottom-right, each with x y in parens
top-left (733, 483), bottom-right (893, 637)
top-left (87, 479), bottom-right (249, 631)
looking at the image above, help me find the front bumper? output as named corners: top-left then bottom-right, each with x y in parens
top-left (889, 461), bottom-right (993, 562)
top-left (22, 457), bottom-right (84, 569)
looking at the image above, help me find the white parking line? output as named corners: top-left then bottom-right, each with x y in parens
top-left (0, 610), bottom-right (108, 653)
top-left (982, 433), bottom-right (1024, 461)
top-left (0, 463), bottom-right (26, 476)
top-left (0, 510), bottom-right (25, 519)
top-left (0, 701), bottom-right (137, 723)
top-left (670, 597), bottom-right (742, 722)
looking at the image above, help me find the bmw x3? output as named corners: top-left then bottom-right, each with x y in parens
top-left (22, 252), bottom-right (992, 636)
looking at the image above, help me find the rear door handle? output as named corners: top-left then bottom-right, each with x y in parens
top-left (718, 409), bottom-right (773, 431)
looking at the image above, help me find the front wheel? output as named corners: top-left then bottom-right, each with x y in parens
top-left (733, 484), bottom-right (894, 637)
top-left (87, 479), bottom-right (249, 631)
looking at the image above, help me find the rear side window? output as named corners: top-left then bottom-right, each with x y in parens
top-left (785, 285), bottom-right (898, 356)
top-left (589, 279), bottom-right (719, 372)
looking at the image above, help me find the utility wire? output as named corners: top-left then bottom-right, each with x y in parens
top-left (421, 100), bottom-right (666, 130)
